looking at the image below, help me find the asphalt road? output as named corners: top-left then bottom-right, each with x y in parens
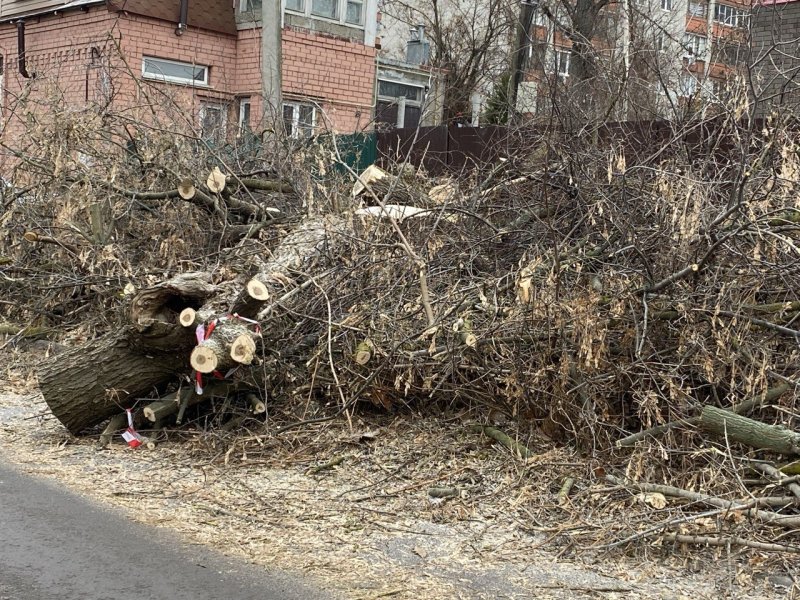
top-left (0, 463), bottom-right (336, 600)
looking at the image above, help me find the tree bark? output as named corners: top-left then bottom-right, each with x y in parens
top-left (700, 405), bottom-right (800, 455)
top-left (38, 332), bottom-right (189, 434)
top-left (38, 273), bottom-right (217, 434)
top-left (37, 220), bottom-right (342, 435)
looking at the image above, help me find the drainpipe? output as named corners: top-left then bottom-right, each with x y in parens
top-left (17, 20), bottom-right (33, 79)
top-left (175, 0), bottom-right (188, 36)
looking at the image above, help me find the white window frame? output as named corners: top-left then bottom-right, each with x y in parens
top-left (532, 9), bottom-right (547, 27)
top-left (661, 0), bottom-right (672, 12)
top-left (285, 0), bottom-right (365, 27)
top-left (345, 0), bottom-right (364, 25)
top-left (238, 97), bottom-right (252, 133)
top-left (199, 101), bottom-right (228, 141)
top-left (240, 0), bottom-right (262, 12)
top-left (549, 48), bottom-right (570, 78)
top-left (679, 73), bottom-right (699, 97)
top-left (687, 0), bottom-right (708, 17)
top-left (682, 33), bottom-right (707, 59)
top-left (377, 79), bottom-right (424, 104)
top-left (142, 56), bottom-right (209, 86)
top-left (377, 79), bottom-right (425, 128)
top-left (714, 3), bottom-right (745, 26)
top-left (283, 101), bottom-right (317, 139)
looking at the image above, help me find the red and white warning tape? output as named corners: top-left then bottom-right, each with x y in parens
top-left (193, 313), bottom-right (262, 394)
top-left (120, 408), bottom-right (143, 448)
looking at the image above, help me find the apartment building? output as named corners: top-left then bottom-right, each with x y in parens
top-left (0, 0), bottom-right (379, 149)
top-left (517, 0), bottom-right (753, 118)
top-left (750, 0), bottom-right (800, 110)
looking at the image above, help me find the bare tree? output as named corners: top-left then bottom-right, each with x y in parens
top-left (380, 0), bottom-right (515, 121)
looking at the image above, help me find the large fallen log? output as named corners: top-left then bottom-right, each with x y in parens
top-left (37, 219), bottom-right (340, 434)
top-left (37, 273), bottom-right (216, 434)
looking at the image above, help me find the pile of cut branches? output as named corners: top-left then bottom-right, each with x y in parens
top-left (1, 74), bottom-right (799, 555)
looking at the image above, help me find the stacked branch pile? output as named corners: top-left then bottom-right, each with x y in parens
top-left (2, 99), bottom-right (800, 548)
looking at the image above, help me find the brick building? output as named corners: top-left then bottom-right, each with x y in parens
top-left (0, 0), bottom-right (379, 149)
top-left (517, 0), bottom-right (755, 118)
top-left (750, 0), bottom-right (800, 110)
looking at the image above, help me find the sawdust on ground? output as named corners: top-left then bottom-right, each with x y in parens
top-left (0, 370), bottom-right (792, 600)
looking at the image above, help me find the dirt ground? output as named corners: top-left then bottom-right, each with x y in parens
top-left (0, 361), bottom-right (795, 599)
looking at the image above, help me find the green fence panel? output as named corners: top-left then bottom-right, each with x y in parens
top-left (331, 132), bottom-right (377, 173)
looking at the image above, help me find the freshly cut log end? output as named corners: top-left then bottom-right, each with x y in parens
top-left (353, 340), bottom-right (373, 365)
top-left (191, 345), bottom-right (219, 373)
top-left (179, 308), bottom-right (197, 327)
top-left (143, 394), bottom-right (179, 422)
top-left (230, 335), bottom-right (256, 364)
top-left (462, 333), bottom-right (478, 348)
top-left (246, 278), bottom-right (270, 301)
top-left (247, 393), bottom-right (266, 414)
top-left (207, 167), bottom-right (226, 193)
top-left (178, 178), bottom-right (196, 200)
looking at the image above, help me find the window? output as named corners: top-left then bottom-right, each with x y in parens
top-left (687, 0), bottom-right (707, 17)
top-left (345, 0), bottom-right (363, 24)
top-left (238, 97), bottom-right (251, 133)
top-left (200, 102), bottom-right (228, 143)
top-left (289, 0), bottom-right (364, 27)
top-left (714, 3), bottom-right (746, 26)
top-left (682, 33), bottom-right (707, 58)
top-left (553, 48), bottom-right (570, 78)
top-left (532, 9), bottom-right (547, 27)
top-left (718, 39), bottom-right (746, 63)
top-left (661, 0), bottom-right (672, 11)
top-left (656, 34), bottom-right (665, 52)
top-left (311, 0), bottom-right (337, 19)
top-left (283, 102), bottom-right (316, 138)
top-left (679, 73), bottom-right (698, 96)
top-left (376, 78), bottom-right (425, 129)
top-left (378, 80), bottom-right (422, 102)
top-left (711, 77), bottom-right (734, 97)
top-left (240, 0), bottom-right (262, 11)
top-left (142, 57), bottom-right (208, 86)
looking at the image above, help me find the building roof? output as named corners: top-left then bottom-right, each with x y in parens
top-left (107, 0), bottom-right (236, 36)
top-left (0, 0), bottom-right (104, 23)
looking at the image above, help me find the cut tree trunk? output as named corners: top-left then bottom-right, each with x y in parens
top-left (190, 319), bottom-right (259, 373)
top-left (230, 216), bottom-right (336, 318)
top-left (37, 332), bottom-right (190, 434)
top-left (37, 219), bottom-right (342, 435)
top-left (38, 273), bottom-right (217, 434)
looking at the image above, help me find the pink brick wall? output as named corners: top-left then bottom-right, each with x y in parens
top-left (0, 5), bottom-right (376, 163)
top-left (0, 8), bottom-right (117, 120)
top-left (236, 26), bottom-right (377, 133)
top-left (115, 12), bottom-right (238, 130)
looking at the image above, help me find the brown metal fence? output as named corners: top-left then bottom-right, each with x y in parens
top-left (376, 119), bottom-right (766, 174)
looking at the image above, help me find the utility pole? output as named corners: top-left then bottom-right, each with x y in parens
top-left (261, 0), bottom-right (283, 124)
top-left (507, 0), bottom-right (536, 122)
